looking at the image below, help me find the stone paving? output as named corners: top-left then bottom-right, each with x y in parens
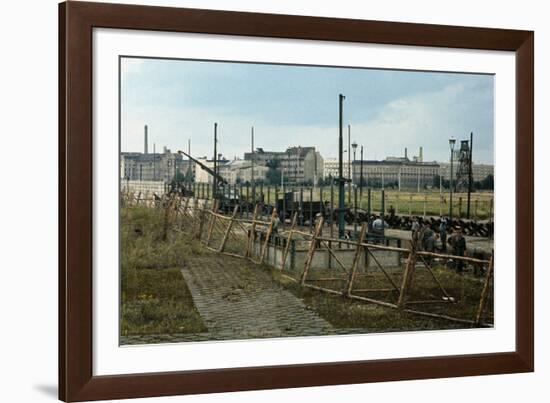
top-left (179, 256), bottom-right (334, 340)
top-left (121, 254), bottom-right (341, 345)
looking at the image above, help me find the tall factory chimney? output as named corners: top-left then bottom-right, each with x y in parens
top-left (144, 125), bottom-right (148, 155)
top-left (419, 146), bottom-right (423, 162)
top-left (404, 147), bottom-right (408, 159)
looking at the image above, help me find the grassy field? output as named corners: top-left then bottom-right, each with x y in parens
top-left (188, 182), bottom-right (494, 219)
top-left (120, 206), bottom-right (207, 336)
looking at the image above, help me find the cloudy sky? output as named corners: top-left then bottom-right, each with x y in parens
top-left (121, 57), bottom-right (494, 164)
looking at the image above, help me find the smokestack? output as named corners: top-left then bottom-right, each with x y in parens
top-left (144, 125), bottom-right (148, 155)
top-left (405, 147), bottom-right (408, 159)
top-left (419, 146), bottom-right (423, 162)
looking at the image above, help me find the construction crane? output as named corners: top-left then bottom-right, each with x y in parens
top-left (177, 150), bottom-right (228, 186)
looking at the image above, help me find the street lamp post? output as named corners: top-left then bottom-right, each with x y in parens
top-left (347, 125), bottom-right (352, 204)
top-left (213, 123), bottom-right (218, 200)
top-left (352, 141), bottom-right (357, 185)
top-left (449, 137), bottom-right (456, 223)
top-left (360, 145), bottom-right (364, 198)
top-left (338, 94), bottom-right (346, 238)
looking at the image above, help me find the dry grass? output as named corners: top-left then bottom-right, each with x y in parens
top-left (269, 262), bottom-right (492, 331)
top-left (120, 206), bottom-right (207, 336)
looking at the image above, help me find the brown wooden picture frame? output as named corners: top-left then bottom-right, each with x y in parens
top-left (59, 1), bottom-right (534, 401)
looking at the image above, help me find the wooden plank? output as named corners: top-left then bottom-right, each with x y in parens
top-left (345, 223), bottom-right (367, 296)
top-left (260, 208), bottom-right (277, 264)
top-left (281, 212), bottom-right (298, 270)
top-left (205, 199), bottom-right (219, 246)
top-left (397, 246), bottom-right (417, 308)
top-left (218, 204), bottom-right (240, 252)
top-left (300, 217), bottom-right (324, 285)
top-left (246, 204), bottom-right (259, 258)
top-left (352, 288), bottom-right (397, 292)
top-left (303, 282), bottom-right (343, 296)
top-left (417, 255), bottom-right (452, 299)
top-left (310, 235), bottom-right (490, 264)
top-left (364, 246), bottom-right (401, 292)
top-left (197, 199), bottom-right (209, 240)
top-left (319, 240), bottom-right (350, 274)
top-left (475, 252), bottom-right (494, 325)
top-left (348, 294), bottom-right (398, 309)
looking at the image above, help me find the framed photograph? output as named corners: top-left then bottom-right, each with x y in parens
top-left (59, 1), bottom-right (533, 401)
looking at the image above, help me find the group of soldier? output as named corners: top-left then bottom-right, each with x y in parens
top-left (411, 216), bottom-right (467, 272)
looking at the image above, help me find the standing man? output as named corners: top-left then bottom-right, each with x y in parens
top-left (424, 229), bottom-right (436, 264)
top-left (388, 205), bottom-right (396, 220)
top-left (449, 226), bottom-right (467, 272)
top-left (411, 216), bottom-right (420, 234)
top-left (272, 211), bottom-right (281, 235)
top-left (372, 215), bottom-right (387, 244)
top-left (410, 217), bottom-right (421, 249)
top-left (439, 216), bottom-right (448, 252)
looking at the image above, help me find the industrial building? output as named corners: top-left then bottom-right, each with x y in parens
top-left (351, 159), bottom-right (439, 190)
top-left (244, 146), bottom-right (324, 185)
top-left (348, 147), bottom-right (437, 190)
top-left (218, 159), bottom-right (269, 184)
top-left (120, 148), bottom-right (193, 183)
top-left (323, 158), bottom-right (351, 181)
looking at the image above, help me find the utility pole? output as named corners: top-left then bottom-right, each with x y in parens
top-left (251, 126), bottom-right (255, 202)
top-left (153, 143), bottom-right (156, 181)
top-left (213, 123), bottom-right (218, 199)
top-left (360, 145), bottom-right (364, 198)
top-left (467, 131), bottom-right (473, 219)
top-left (348, 124), bottom-right (351, 204)
top-left (449, 137), bottom-right (456, 222)
top-left (338, 94), bottom-right (346, 238)
top-left (144, 125), bottom-right (148, 154)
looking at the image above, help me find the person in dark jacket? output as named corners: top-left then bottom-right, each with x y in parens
top-left (448, 226), bottom-right (467, 272)
top-left (439, 216), bottom-right (448, 252)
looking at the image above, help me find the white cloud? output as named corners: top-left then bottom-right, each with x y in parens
top-left (121, 81), bottom-right (493, 164)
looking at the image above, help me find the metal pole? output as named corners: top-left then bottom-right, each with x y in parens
top-left (338, 94), bottom-right (346, 238)
top-left (153, 143), bottom-right (156, 181)
top-left (251, 126), bottom-right (255, 203)
top-left (360, 145), bottom-right (364, 199)
top-left (467, 131), bottom-right (473, 219)
top-left (348, 124), bottom-right (351, 205)
top-left (213, 123), bottom-right (217, 200)
top-left (450, 146), bottom-right (454, 222)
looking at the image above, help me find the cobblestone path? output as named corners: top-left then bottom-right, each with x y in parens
top-left (179, 256), bottom-right (333, 340)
